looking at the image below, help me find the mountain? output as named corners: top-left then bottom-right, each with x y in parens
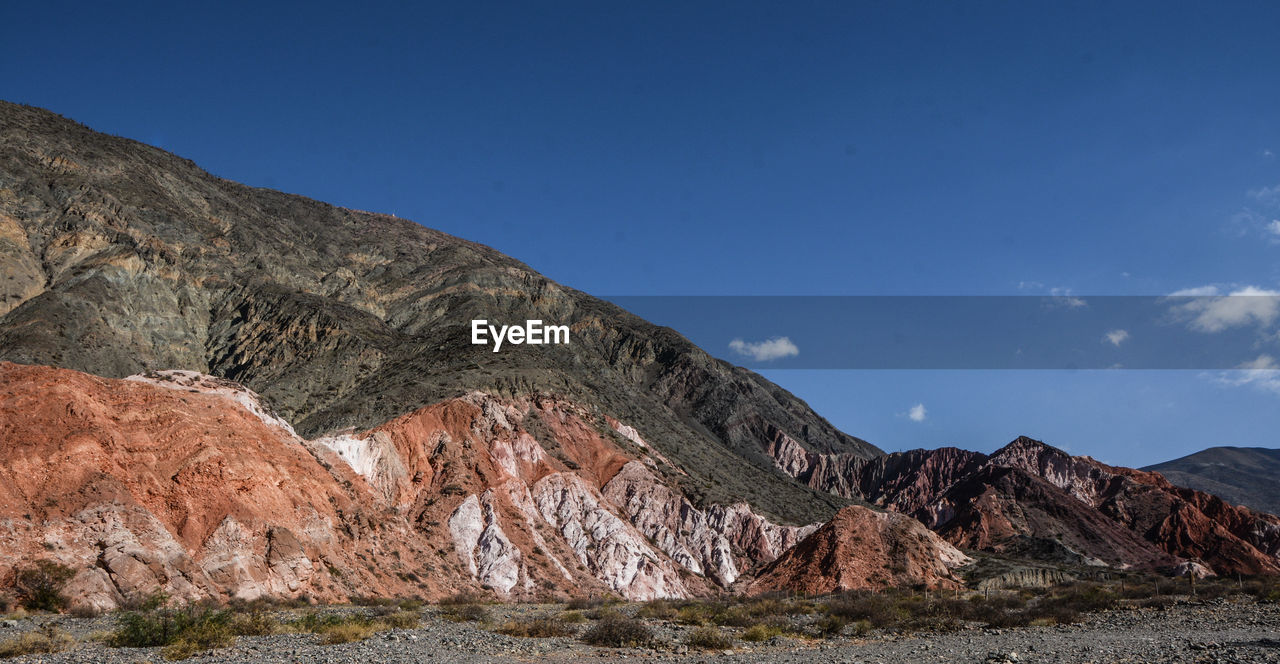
top-left (0, 100), bottom-right (880, 529)
top-left (767, 435), bottom-right (1280, 576)
top-left (747, 505), bottom-right (971, 595)
top-left (1144, 447), bottom-right (1280, 517)
top-left (0, 361), bottom-right (832, 609)
top-left (3, 101), bottom-right (1279, 612)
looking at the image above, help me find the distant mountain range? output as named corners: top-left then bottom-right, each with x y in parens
top-left (1, 100), bottom-right (1278, 611)
top-left (1144, 447), bottom-right (1280, 517)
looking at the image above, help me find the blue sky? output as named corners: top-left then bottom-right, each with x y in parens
top-left (4, 1), bottom-right (1280, 465)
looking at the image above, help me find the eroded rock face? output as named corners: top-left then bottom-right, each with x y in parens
top-left (749, 505), bottom-right (971, 595)
top-left (533, 472), bottom-right (688, 601)
top-left (0, 362), bottom-right (824, 609)
top-left (769, 435), bottom-right (1280, 576)
top-left (603, 461), bottom-right (740, 585)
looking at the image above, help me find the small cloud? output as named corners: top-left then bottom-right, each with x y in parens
top-left (1169, 285), bottom-right (1280, 333)
top-left (1170, 285), bottom-right (1221, 297)
top-left (1104, 329), bottom-right (1130, 347)
top-left (1249, 183), bottom-right (1280, 206)
top-left (1047, 287), bottom-right (1087, 309)
top-left (907, 403), bottom-right (927, 422)
top-left (1239, 355), bottom-right (1278, 370)
top-left (1210, 355), bottom-right (1280, 396)
top-left (1228, 182), bottom-right (1280, 240)
top-left (1265, 149), bottom-right (1275, 159)
top-left (728, 336), bottom-right (799, 362)
top-left (1121, 271), bottom-right (1132, 278)
top-left (1017, 280), bottom-right (1045, 291)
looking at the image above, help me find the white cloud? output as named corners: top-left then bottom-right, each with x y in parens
top-left (1228, 182), bottom-right (1280, 240)
top-left (1266, 149), bottom-right (1276, 158)
top-left (728, 336), bottom-right (799, 362)
top-left (1249, 183), bottom-right (1280, 205)
top-left (907, 403), bottom-right (927, 422)
top-left (1170, 285), bottom-right (1221, 297)
top-left (1104, 329), bottom-right (1130, 347)
top-left (1169, 285), bottom-right (1280, 333)
top-left (1017, 281), bottom-right (1045, 291)
top-left (1239, 355), bottom-right (1278, 370)
top-left (1210, 355), bottom-right (1280, 396)
top-left (1048, 287), bottom-right (1087, 308)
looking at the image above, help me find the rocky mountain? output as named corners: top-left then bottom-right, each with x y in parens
top-left (0, 362), bottom-right (829, 610)
top-left (3, 100), bottom-right (1279, 612)
top-left (767, 435), bottom-right (1280, 577)
top-left (1144, 447), bottom-right (1280, 517)
top-left (0, 102), bottom-right (921, 610)
top-left (0, 100), bottom-right (879, 528)
top-left (747, 505), bottom-right (971, 595)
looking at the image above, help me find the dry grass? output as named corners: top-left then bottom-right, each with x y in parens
top-left (0, 627), bottom-right (75, 658)
top-left (494, 616), bottom-right (576, 638)
top-left (440, 603), bottom-right (489, 623)
top-left (580, 615), bottom-right (653, 648)
top-left (683, 626), bottom-right (734, 650)
top-left (317, 621), bottom-right (382, 644)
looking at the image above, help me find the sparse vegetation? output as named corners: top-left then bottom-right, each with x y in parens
top-left (0, 625), bottom-right (74, 658)
top-left (635, 598), bottom-right (678, 620)
top-left (439, 603), bottom-right (489, 623)
top-left (436, 592), bottom-right (490, 622)
top-left (0, 574), bottom-right (1269, 661)
top-left (13, 560), bottom-right (75, 612)
top-left (683, 625), bottom-right (734, 650)
top-left (315, 620), bottom-right (381, 644)
top-left (580, 614), bottom-right (653, 648)
top-left (289, 610), bottom-right (415, 644)
top-left (565, 595), bottom-right (612, 611)
top-left (494, 615), bottom-right (576, 638)
top-left (741, 622), bottom-right (783, 641)
top-left (110, 597), bottom-right (245, 660)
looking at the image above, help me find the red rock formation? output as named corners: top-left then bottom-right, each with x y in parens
top-left (989, 438), bottom-right (1280, 575)
top-left (0, 362), bottom-right (823, 610)
top-left (748, 505), bottom-right (970, 595)
top-left (769, 435), bottom-right (1280, 576)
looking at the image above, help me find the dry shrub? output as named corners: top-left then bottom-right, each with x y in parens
top-left (494, 616), bottom-right (576, 638)
top-left (580, 615), bottom-right (653, 648)
top-left (684, 625), bottom-right (733, 650)
top-left (0, 626), bottom-right (74, 658)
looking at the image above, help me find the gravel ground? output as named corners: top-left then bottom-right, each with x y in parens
top-left (1, 599), bottom-right (1277, 663)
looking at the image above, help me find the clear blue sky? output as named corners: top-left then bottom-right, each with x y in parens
top-left (4, 1), bottom-right (1280, 466)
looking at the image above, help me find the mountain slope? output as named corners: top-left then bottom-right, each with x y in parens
top-left (0, 362), bottom-right (834, 609)
top-left (1144, 447), bottom-right (1280, 517)
top-left (0, 100), bottom-right (880, 525)
top-left (766, 435), bottom-right (1280, 576)
top-left (748, 505), bottom-right (971, 595)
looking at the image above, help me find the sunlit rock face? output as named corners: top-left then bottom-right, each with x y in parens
top-left (0, 363), bottom-right (834, 609)
top-left (767, 432), bottom-right (1280, 577)
top-left (750, 505), bottom-right (971, 595)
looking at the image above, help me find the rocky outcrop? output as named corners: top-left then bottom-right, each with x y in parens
top-left (0, 362), bottom-right (833, 609)
top-left (748, 505), bottom-right (971, 595)
top-left (768, 435), bottom-right (1280, 577)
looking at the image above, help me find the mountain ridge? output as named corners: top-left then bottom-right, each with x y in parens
top-left (1143, 446), bottom-right (1280, 517)
top-left (4, 101), bottom-right (1280, 612)
top-left (0, 99), bottom-right (879, 526)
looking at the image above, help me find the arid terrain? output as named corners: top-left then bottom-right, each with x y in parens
top-left (1, 590), bottom-right (1278, 663)
top-left (4, 101), bottom-right (1280, 662)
